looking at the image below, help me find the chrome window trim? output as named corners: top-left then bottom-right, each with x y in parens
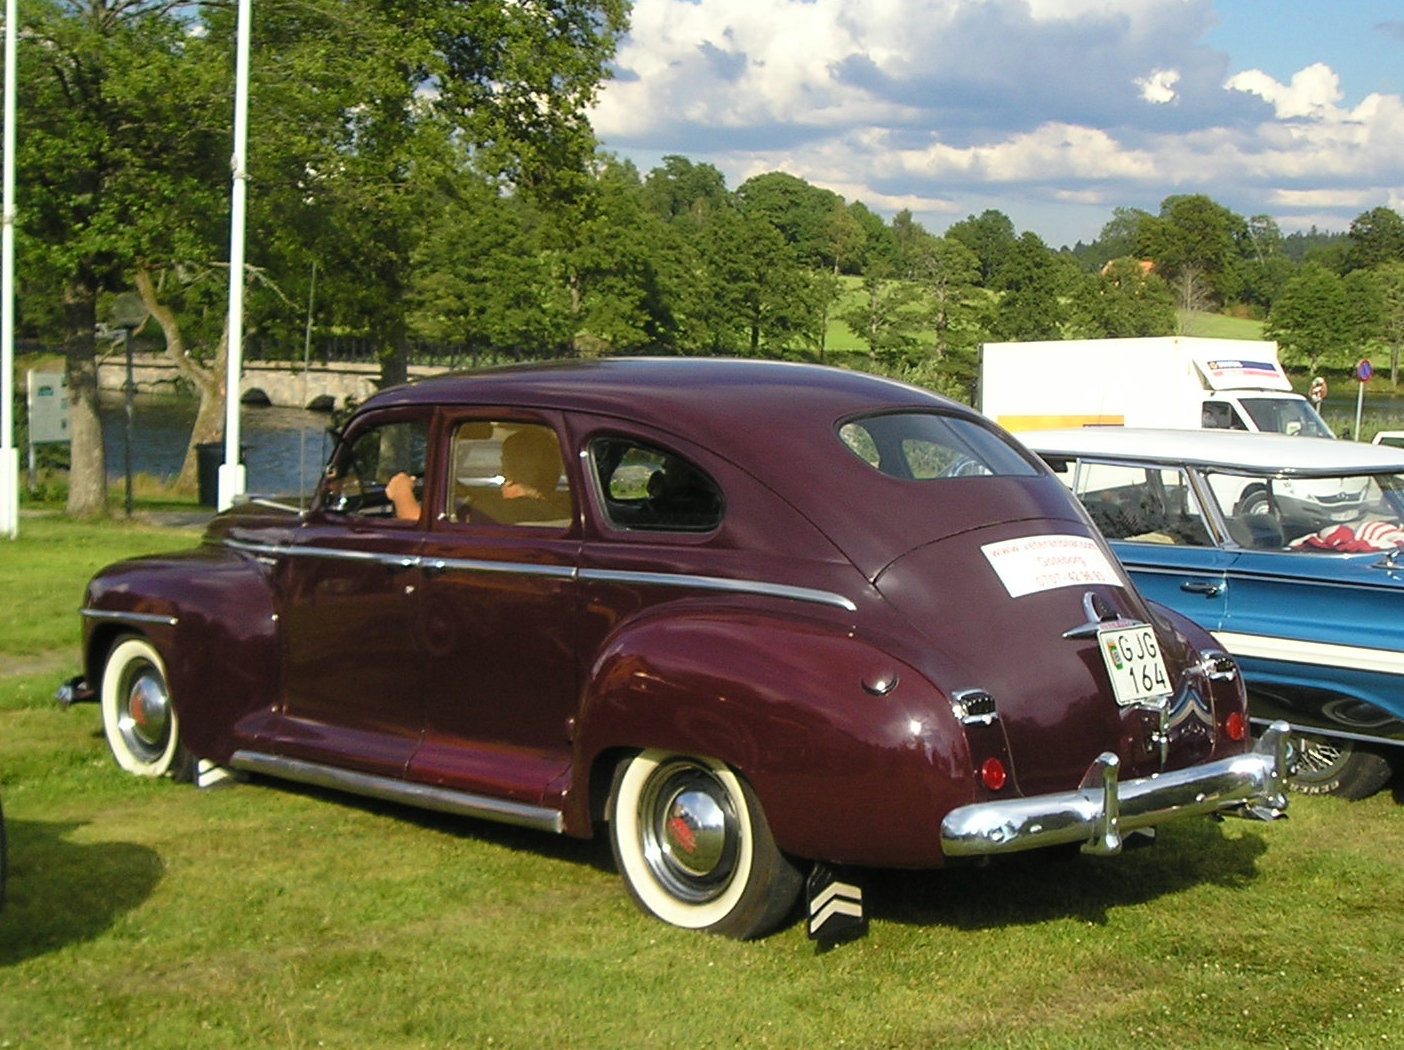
top-left (223, 538), bottom-right (856, 612)
top-left (80, 608), bottom-right (178, 627)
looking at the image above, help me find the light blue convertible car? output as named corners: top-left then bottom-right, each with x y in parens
top-left (1024, 428), bottom-right (1404, 799)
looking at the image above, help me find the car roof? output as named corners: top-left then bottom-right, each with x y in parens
top-left (361, 357), bottom-right (957, 438)
top-left (1019, 427), bottom-right (1404, 475)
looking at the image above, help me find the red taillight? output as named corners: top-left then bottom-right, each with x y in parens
top-left (980, 757), bottom-right (1007, 791)
top-left (1225, 711), bottom-right (1247, 742)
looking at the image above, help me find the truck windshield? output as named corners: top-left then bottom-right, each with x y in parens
top-left (1239, 397), bottom-right (1334, 438)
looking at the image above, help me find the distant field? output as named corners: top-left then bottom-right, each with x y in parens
top-left (1177, 311), bottom-right (1266, 340)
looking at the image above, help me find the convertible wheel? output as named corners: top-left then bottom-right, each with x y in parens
top-left (101, 636), bottom-right (193, 781)
top-left (1288, 733), bottom-right (1394, 800)
top-left (608, 750), bottom-right (801, 939)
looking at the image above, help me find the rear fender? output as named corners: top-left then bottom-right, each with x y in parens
top-left (570, 603), bottom-right (974, 868)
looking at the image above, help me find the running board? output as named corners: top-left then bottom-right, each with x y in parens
top-left (229, 750), bottom-right (565, 834)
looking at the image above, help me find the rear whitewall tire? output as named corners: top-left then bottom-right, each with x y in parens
top-left (100, 636), bottom-right (192, 781)
top-left (608, 750), bottom-right (801, 939)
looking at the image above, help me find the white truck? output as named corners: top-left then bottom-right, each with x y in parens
top-left (978, 336), bottom-right (1333, 437)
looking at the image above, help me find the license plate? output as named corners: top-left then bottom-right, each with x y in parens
top-left (1098, 623), bottom-right (1172, 706)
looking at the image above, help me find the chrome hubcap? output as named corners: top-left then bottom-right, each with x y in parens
top-left (119, 665), bottom-right (172, 761)
top-left (639, 763), bottom-right (739, 903)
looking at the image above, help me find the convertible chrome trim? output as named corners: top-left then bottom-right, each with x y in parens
top-left (939, 720), bottom-right (1291, 858)
top-left (80, 608), bottom-right (179, 627)
top-left (222, 538), bottom-right (856, 612)
top-left (1214, 630), bottom-right (1404, 678)
top-left (229, 750), bottom-right (565, 834)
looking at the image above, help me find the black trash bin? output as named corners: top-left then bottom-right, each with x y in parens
top-left (196, 443), bottom-right (247, 507)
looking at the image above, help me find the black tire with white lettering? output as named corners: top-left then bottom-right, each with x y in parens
top-left (608, 750), bottom-right (801, 939)
top-left (101, 636), bottom-right (194, 781)
top-left (1288, 733), bottom-right (1394, 800)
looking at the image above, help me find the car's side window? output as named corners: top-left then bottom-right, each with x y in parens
top-left (1067, 460), bottom-right (1210, 547)
top-left (448, 421), bottom-right (573, 527)
top-left (590, 437), bottom-right (724, 532)
top-left (324, 418), bottom-right (428, 519)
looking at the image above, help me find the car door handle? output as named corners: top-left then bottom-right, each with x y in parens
top-left (1180, 581), bottom-right (1222, 597)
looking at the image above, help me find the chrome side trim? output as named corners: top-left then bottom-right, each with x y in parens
top-left (425, 556), bottom-right (576, 580)
top-left (80, 608), bottom-right (179, 627)
top-left (229, 750), bottom-right (565, 834)
top-left (940, 720), bottom-right (1291, 858)
top-left (579, 567), bottom-right (858, 612)
top-left (225, 539), bottom-right (406, 568)
top-left (223, 538), bottom-right (856, 612)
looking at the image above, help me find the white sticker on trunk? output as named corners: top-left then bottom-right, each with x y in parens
top-left (981, 534), bottom-right (1122, 598)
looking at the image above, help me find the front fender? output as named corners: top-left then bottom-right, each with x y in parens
top-left (571, 602), bottom-right (976, 868)
top-left (83, 545), bottom-right (281, 765)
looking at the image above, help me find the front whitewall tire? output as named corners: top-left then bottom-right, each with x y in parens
top-left (101, 636), bottom-right (190, 780)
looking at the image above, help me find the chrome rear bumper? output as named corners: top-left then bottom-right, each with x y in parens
top-left (940, 720), bottom-right (1292, 858)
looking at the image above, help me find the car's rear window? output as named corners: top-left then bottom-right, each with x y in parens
top-left (838, 412), bottom-right (1040, 480)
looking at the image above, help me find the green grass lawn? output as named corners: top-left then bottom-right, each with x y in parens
top-left (3, 518), bottom-right (1403, 1048)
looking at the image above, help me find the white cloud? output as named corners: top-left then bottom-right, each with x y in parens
top-left (1225, 62), bottom-right (1343, 119)
top-left (1136, 69), bottom-right (1181, 104)
top-left (592, 0), bottom-right (1404, 244)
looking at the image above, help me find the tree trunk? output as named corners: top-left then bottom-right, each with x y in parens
top-left (134, 267), bottom-right (225, 492)
top-left (62, 278), bottom-right (108, 520)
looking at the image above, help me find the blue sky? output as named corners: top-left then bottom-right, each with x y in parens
top-left (590, 0), bottom-right (1404, 247)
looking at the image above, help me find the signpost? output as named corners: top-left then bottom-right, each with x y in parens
top-left (1355, 359), bottom-right (1373, 441)
top-left (25, 370), bottom-right (69, 491)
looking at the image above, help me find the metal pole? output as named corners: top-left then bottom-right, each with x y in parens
top-left (1, 0), bottom-right (21, 538)
top-left (123, 328), bottom-right (135, 515)
top-left (218, 0), bottom-right (252, 510)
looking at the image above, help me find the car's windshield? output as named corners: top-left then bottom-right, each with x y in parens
top-left (838, 412), bottom-right (1040, 480)
top-left (1202, 468), bottom-right (1404, 550)
top-left (1238, 397), bottom-right (1334, 438)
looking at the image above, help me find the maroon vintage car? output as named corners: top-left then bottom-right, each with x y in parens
top-left (63, 359), bottom-right (1290, 938)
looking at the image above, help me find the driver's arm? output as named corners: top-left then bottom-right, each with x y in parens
top-left (386, 472), bottom-right (421, 521)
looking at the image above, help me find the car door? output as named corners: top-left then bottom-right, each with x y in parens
top-left (407, 413), bottom-right (582, 807)
top-left (1060, 457), bottom-right (1233, 630)
top-left (268, 409), bottom-right (431, 778)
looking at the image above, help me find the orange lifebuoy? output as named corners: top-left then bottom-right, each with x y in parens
top-left (1309, 376), bottom-right (1327, 401)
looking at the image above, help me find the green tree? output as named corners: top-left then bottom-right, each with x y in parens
top-left (989, 233), bottom-right (1069, 340)
top-left (1136, 195), bottom-right (1248, 307)
top-left (17, 2), bottom-right (232, 516)
top-left (906, 234), bottom-right (983, 366)
top-left (1069, 259), bottom-right (1176, 338)
top-left (1343, 206), bottom-right (1404, 273)
top-left (946, 209), bottom-right (1017, 287)
top-left (1266, 263), bottom-right (1353, 373)
top-left (736, 171), bottom-right (844, 269)
top-left (640, 155), bottom-right (730, 224)
top-left (836, 265), bottom-right (925, 365)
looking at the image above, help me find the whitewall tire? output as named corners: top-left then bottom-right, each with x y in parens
top-left (608, 750), bottom-right (801, 939)
top-left (100, 636), bottom-right (193, 780)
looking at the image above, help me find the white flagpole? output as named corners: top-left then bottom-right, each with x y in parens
top-left (218, 0), bottom-right (252, 510)
top-left (1, 0), bottom-right (20, 538)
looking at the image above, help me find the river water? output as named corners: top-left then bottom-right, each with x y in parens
top-left (100, 396), bottom-right (337, 497)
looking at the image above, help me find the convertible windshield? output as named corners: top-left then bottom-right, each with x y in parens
top-left (838, 412), bottom-right (1040, 480)
top-left (1202, 468), bottom-right (1404, 550)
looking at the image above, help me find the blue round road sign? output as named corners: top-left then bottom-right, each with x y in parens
top-left (1357, 359), bottom-right (1374, 382)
